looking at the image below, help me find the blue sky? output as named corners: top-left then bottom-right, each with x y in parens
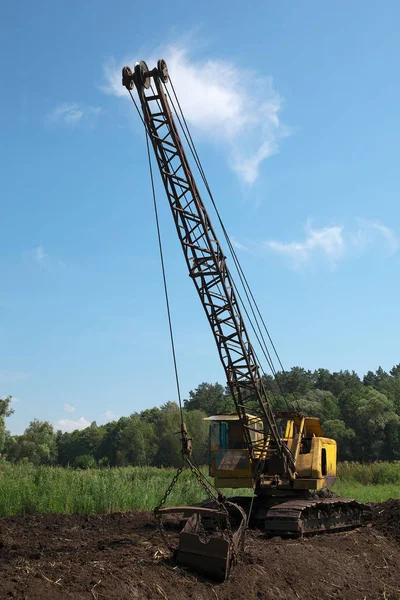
top-left (1, 1), bottom-right (399, 434)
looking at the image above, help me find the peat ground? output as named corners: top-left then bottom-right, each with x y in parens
top-left (0, 500), bottom-right (399, 600)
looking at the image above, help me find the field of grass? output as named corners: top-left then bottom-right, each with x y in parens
top-left (0, 461), bottom-right (398, 517)
top-left (331, 480), bottom-right (399, 502)
top-left (0, 462), bottom-right (252, 517)
top-left (332, 461), bottom-right (400, 502)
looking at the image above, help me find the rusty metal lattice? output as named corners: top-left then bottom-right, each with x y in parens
top-left (128, 62), bottom-right (294, 476)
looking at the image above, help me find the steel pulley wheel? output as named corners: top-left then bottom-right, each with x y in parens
top-left (157, 59), bottom-right (169, 83)
top-left (135, 60), bottom-right (150, 89)
top-left (121, 66), bottom-right (134, 90)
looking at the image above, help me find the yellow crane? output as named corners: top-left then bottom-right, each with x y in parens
top-left (122, 59), bottom-right (369, 580)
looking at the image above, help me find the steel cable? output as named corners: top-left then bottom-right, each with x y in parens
top-left (142, 105), bottom-right (185, 429)
top-left (165, 77), bottom-right (295, 410)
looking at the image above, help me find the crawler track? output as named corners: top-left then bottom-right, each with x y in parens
top-left (265, 497), bottom-right (371, 536)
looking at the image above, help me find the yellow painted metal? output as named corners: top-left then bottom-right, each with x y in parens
top-left (206, 414), bottom-right (337, 491)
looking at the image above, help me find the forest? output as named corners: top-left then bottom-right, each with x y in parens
top-left (1, 363), bottom-right (400, 469)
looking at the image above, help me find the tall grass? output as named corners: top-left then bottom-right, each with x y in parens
top-left (337, 461), bottom-right (400, 485)
top-left (331, 461), bottom-right (400, 503)
top-left (0, 462), bottom-right (250, 517)
top-left (331, 481), bottom-right (399, 503)
top-left (0, 461), bottom-right (398, 517)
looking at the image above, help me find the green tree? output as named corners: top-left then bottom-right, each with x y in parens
top-left (363, 370), bottom-right (380, 387)
top-left (115, 416), bottom-right (157, 466)
top-left (10, 420), bottom-right (58, 465)
top-left (313, 369), bottom-right (361, 397)
top-left (140, 406), bottom-right (162, 425)
top-left (3, 430), bottom-right (18, 458)
top-left (74, 454), bottom-right (97, 469)
top-left (0, 396), bottom-right (14, 453)
top-left (295, 390), bottom-right (340, 422)
top-left (152, 402), bottom-right (183, 467)
top-left (332, 370), bottom-right (361, 396)
top-left (353, 388), bottom-right (400, 461)
top-left (384, 418), bottom-right (400, 460)
top-left (338, 387), bottom-right (365, 430)
top-left (390, 363), bottom-right (400, 378)
top-left (97, 419), bottom-right (128, 466)
top-left (57, 422), bottom-right (105, 467)
top-left (282, 367), bottom-right (313, 395)
top-left (322, 419), bottom-right (356, 461)
top-left (376, 376), bottom-right (400, 414)
top-left (374, 366), bottom-right (390, 386)
top-left (268, 393), bottom-right (292, 412)
top-left (312, 368), bottom-right (332, 390)
top-left (184, 383), bottom-right (234, 415)
top-left (184, 409), bottom-right (209, 464)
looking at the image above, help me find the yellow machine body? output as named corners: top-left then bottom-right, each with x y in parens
top-left (205, 414), bottom-right (337, 492)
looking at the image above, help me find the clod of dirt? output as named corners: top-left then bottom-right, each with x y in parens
top-left (372, 498), bottom-right (400, 544)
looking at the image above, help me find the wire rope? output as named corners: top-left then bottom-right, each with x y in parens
top-left (141, 104), bottom-right (185, 429)
top-left (165, 78), bottom-right (295, 410)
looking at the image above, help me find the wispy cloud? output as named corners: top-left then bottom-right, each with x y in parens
top-left (100, 409), bottom-right (120, 424)
top-left (369, 222), bottom-right (398, 255)
top-left (102, 45), bottom-right (288, 184)
top-left (27, 245), bottom-right (66, 270)
top-left (55, 409), bottom-right (119, 433)
top-left (33, 245), bottom-right (48, 264)
top-left (230, 237), bottom-right (251, 253)
top-left (265, 220), bottom-right (346, 269)
top-left (234, 219), bottom-right (398, 271)
top-left (56, 416), bottom-right (90, 433)
top-left (46, 103), bottom-right (102, 127)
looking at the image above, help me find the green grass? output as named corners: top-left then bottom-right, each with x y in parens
top-left (332, 461), bottom-right (400, 502)
top-left (0, 461), bottom-right (398, 517)
top-left (0, 462), bottom-right (251, 517)
top-left (337, 461), bottom-right (400, 485)
top-left (331, 480), bottom-right (399, 503)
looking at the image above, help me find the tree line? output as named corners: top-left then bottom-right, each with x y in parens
top-left (1, 363), bottom-right (400, 468)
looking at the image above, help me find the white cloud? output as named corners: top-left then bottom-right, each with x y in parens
top-left (56, 417), bottom-right (90, 433)
top-left (350, 220), bottom-right (399, 257)
top-left (103, 60), bottom-right (127, 98)
top-left (371, 222), bottom-right (398, 255)
top-left (33, 245), bottom-right (47, 263)
top-left (55, 409), bottom-right (120, 433)
top-left (47, 103), bottom-right (102, 127)
top-left (102, 45), bottom-right (288, 183)
top-left (27, 245), bottom-right (66, 270)
top-left (230, 236), bottom-right (251, 253)
top-left (265, 220), bottom-right (345, 269)
top-left (101, 409), bottom-right (120, 423)
top-left (49, 103), bottom-right (83, 125)
top-left (262, 219), bottom-right (398, 270)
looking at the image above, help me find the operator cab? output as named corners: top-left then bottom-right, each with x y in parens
top-left (204, 414), bottom-right (263, 489)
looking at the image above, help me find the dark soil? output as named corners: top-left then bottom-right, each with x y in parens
top-left (0, 501), bottom-right (399, 600)
top-left (372, 499), bottom-right (400, 545)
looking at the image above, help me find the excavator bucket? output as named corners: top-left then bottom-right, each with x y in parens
top-left (157, 504), bottom-right (246, 581)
